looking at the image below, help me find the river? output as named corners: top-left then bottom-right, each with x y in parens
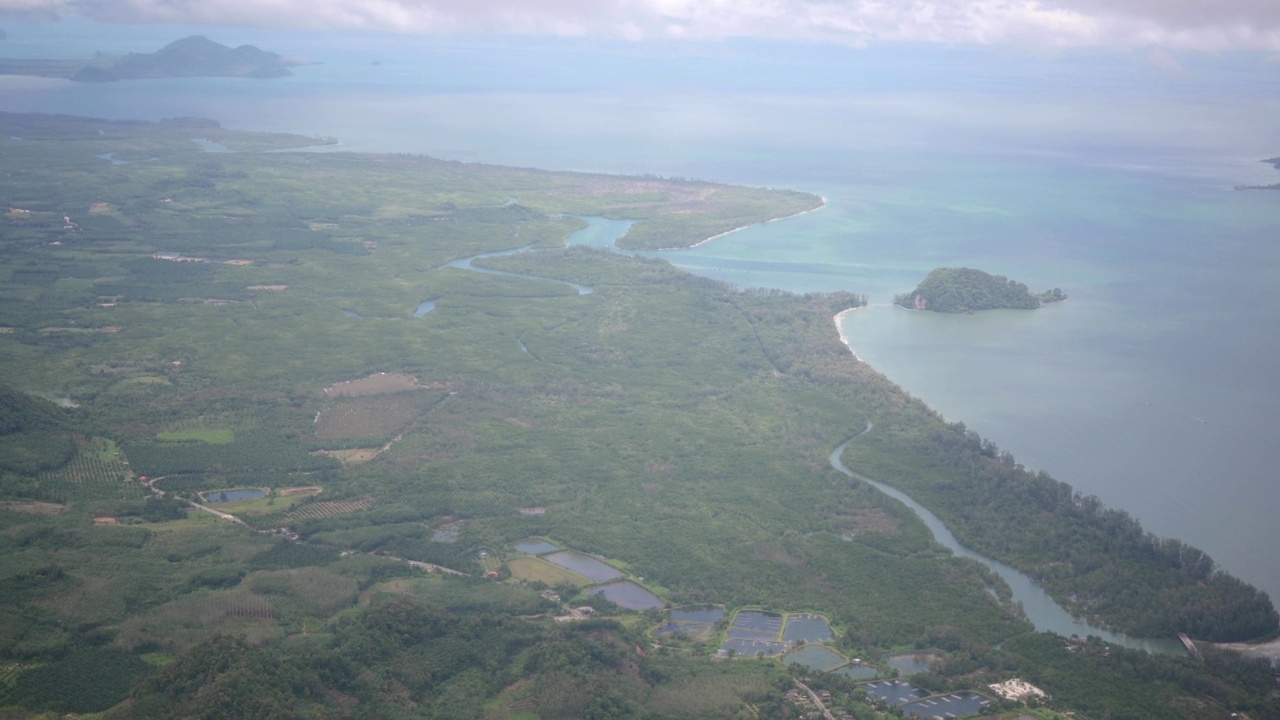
top-left (3, 19), bottom-right (1278, 624)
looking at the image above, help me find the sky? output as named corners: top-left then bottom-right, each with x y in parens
top-left (2, 0), bottom-right (1280, 53)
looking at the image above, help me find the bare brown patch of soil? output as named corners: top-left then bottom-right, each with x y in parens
top-left (324, 372), bottom-right (422, 398)
top-left (279, 486), bottom-right (322, 497)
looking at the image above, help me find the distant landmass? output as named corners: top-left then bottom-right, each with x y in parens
top-left (0, 35), bottom-right (302, 82)
top-left (895, 267), bottom-right (1065, 312)
top-left (1233, 156), bottom-right (1280, 190)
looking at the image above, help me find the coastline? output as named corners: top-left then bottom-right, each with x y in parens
top-left (832, 305), bottom-right (868, 361)
top-left (687, 195), bottom-right (828, 249)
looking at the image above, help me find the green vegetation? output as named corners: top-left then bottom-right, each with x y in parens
top-left (894, 267), bottom-right (1065, 312)
top-left (0, 112), bottom-right (1275, 718)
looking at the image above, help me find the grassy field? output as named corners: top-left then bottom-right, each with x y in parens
top-left (507, 556), bottom-right (590, 587)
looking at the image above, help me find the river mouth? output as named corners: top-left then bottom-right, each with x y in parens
top-left (831, 426), bottom-right (1185, 655)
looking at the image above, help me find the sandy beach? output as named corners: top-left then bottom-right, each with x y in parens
top-left (833, 305), bottom-right (870, 361)
top-left (1213, 636), bottom-right (1280, 662)
top-left (688, 195), bottom-right (828, 249)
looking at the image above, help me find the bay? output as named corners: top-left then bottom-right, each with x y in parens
top-left (3, 23), bottom-right (1278, 612)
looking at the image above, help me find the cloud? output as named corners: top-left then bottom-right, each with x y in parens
top-left (4, 0), bottom-right (1280, 51)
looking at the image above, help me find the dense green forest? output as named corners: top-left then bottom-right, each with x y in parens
top-left (894, 267), bottom-right (1065, 312)
top-left (0, 112), bottom-right (1275, 718)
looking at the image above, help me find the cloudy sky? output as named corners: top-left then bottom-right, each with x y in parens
top-left (2, 0), bottom-right (1279, 52)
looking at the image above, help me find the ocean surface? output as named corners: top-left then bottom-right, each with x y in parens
top-left (3, 21), bottom-right (1279, 608)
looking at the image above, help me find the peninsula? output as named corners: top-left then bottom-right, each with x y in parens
top-left (0, 112), bottom-right (1274, 719)
top-left (895, 266), bottom-right (1066, 312)
top-left (0, 35), bottom-right (302, 82)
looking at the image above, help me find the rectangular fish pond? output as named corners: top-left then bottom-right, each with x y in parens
top-left (862, 680), bottom-right (928, 706)
top-left (589, 580), bottom-right (663, 610)
top-left (727, 610), bottom-right (783, 641)
top-left (543, 550), bottom-right (623, 582)
top-left (720, 638), bottom-right (788, 657)
top-left (901, 691), bottom-right (991, 719)
top-left (781, 613), bottom-right (833, 643)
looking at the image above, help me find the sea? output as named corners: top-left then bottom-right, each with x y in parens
top-left (3, 20), bottom-right (1279, 607)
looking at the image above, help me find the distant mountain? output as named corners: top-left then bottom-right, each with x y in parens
top-left (103, 35), bottom-right (295, 80)
top-left (0, 35), bottom-right (300, 82)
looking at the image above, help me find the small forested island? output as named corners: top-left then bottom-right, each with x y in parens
top-left (0, 35), bottom-right (301, 82)
top-left (895, 266), bottom-right (1065, 313)
top-left (0, 112), bottom-right (1275, 719)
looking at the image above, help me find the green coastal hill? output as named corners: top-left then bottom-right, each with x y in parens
top-left (0, 35), bottom-right (300, 82)
top-left (0, 112), bottom-right (1275, 719)
top-left (895, 267), bottom-right (1066, 313)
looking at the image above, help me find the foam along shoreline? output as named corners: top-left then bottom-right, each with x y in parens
top-left (687, 195), bottom-right (828, 249)
top-left (833, 305), bottom-right (869, 361)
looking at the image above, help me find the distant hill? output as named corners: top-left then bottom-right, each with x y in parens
top-left (0, 35), bottom-right (300, 82)
top-left (895, 267), bottom-right (1065, 313)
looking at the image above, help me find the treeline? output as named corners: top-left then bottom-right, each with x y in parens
top-left (0, 387), bottom-right (78, 476)
top-left (844, 414), bottom-right (1278, 641)
top-left (107, 598), bottom-right (792, 720)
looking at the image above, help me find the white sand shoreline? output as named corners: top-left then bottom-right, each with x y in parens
top-left (688, 195), bottom-right (828, 249)
top-left (833, 305), bottom-right (869, 361)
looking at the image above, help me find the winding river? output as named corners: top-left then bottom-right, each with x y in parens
top-left (832, 424), bottom-right (1185, 655)
top-left (441, 215), bottom-right (1186, 654)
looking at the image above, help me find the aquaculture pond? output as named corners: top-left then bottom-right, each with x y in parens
top-left (834, 664), bottom-right (879, 680)
top-left (727, 611), bottom-right (783, 640)
top-left (589, 580), bottom-right (663, 610)
top-left (782, 645), bottom-right (846, 672)
top-left (886, 651), bottom-right (943, 676)
top-left (720, 638), bottom-right (788, 657)
top-left (656, 605), bottom-right (724, 638)
top-left (781, 613), bottom-right (833, 643)
top-left (862, 680), bottom-right (928, 706)
top-left (512, 538), bottom-right (559, 555)
top-left (671, 606), bottom-right (724, 624)
top-left (543, 551), bottom-right (623, 582)
top-left (901, 691), bottom-right (991, 718)
top-left (201, 488), bottom-right (266, 503)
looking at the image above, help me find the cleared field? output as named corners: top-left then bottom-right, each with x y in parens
top-left (279, 486), bottom-right (322, 497)
top-left (314, 394), bottom-right (427, 440)
top-left (506, 556), bottom-right (590, 587)
top-left (323, 372), bottom-right (422, 397)
top-left (155, 428), bottom-right (234, 444)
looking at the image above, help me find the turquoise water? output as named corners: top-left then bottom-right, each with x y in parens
top-left (4, 24), bottom-right (1279, 609)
